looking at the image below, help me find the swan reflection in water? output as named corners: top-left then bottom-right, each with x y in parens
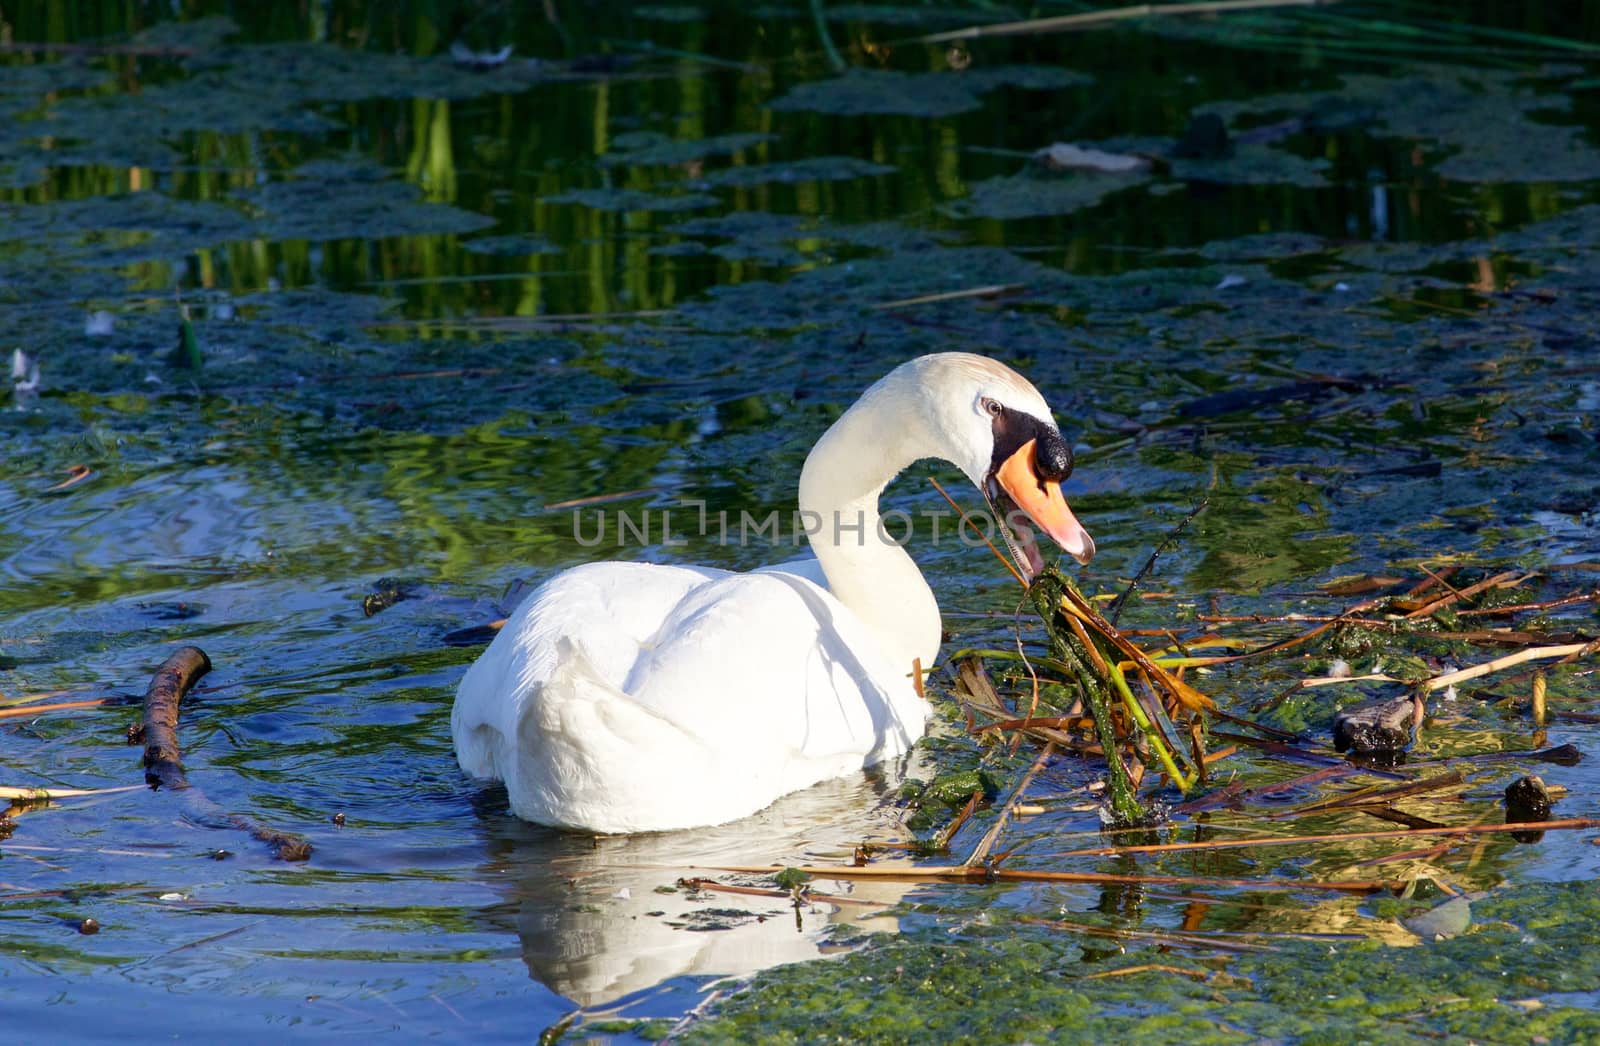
top-left (477, 761), bottom-right (922, 1009)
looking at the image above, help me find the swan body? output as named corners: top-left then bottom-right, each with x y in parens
top-left (452, 353), bottom-right (1094, 833)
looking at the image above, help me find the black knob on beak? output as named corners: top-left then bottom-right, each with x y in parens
top-left (1035, 431), bottom-right (1073, 482)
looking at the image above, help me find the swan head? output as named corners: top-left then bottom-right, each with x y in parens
top-left (907, 353), bottom-right (1096, 579)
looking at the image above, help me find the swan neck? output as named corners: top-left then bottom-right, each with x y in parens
top-left (797, 383), bottom-right (943, 674)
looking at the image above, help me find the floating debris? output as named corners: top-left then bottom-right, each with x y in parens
top-left (450, 42), bottom-right (514, 70)
top-left (1033, 142), bottom-right (1153, 174)
top-left (1333, 692), bottom-right (1424, 756)
top-left (9, 348), bottom-right (39, 409)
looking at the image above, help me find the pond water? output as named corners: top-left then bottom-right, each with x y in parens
top-left (4, 1), bottom-right (1600, 1040)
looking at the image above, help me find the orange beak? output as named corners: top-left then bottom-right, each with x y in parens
top-left (993, 439), bottom-right (1095, 574)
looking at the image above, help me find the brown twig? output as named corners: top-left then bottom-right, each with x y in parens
top-left (1199, 613), bottom-right (1402, 627)
top-left (1403, 571), bottom-right (1529, 620)
top-left (0, 784), bottom-right (143, 801)
top-left (1456, 591), bottom-right (1600, 617)
top-left (1404, 566), bottom-right (1459, 597)
top-left (974, 714), bottom-right (1093, 734)
top-left (0, 698), bottom-right (113, 720)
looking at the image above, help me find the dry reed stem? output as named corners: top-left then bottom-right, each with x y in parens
top-left (1058, 586), bottom-right (1213, 713)
top-left (1262, 643), bottom-right (1600, 699)
top-left (1083, 963), bottom-right (1213, 981)
top-left (1458, 591), bottom-right (1600, 617)
top-left (45, 464), bottom-right (93, 491)
top-left (1063, 614), bottom-right (1109, 676)
top-left (1422, 643), bottom-right (1595, 692)
top-left (543, 487), bottom-right (659, 510)
top-left (0, 784), bottom-right (143, 801)
top-left (1199, 613), bottom-right (1400, 626)
top-left (1349, 806), bottom-right (1447, 831)
top-left (1416, 562), bottom-right (1466, 600)
top-left (915, 0), bottom-right (1332, 44)
top-left (696, 863), bottom-right (1401, 893)
top-left (929, 476), bottom-right (1025, 586)
top-left (0, 698), bottom-right (111, 719)
top-left (975, 714), bottom-right (1094, 733)
top-left (1174, 764), bottom-right (1360, 815)
top-left (1043, 817), bottom-right (1600, 859)
top-left (964, 741), bottom-right (1055, 868)
top-left (1281, 770), bottom-right (1466, 817)
top-left (1351, 842), bottom-right (1457, 867)
top-left (1405, 566), bottom-right (1459, 596)
top-left (0, 689), bottom-right (77, 708)
top-left (870, 284), bottom-right (1023, 310)
top-left (935, 789), bottom-right (984, 851)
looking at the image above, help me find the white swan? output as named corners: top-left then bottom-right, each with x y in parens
top-left (451, 353), bottom-right (1095, 833)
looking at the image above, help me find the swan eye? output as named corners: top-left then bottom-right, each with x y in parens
top-left (981, 397), bottom-right (1003, 417)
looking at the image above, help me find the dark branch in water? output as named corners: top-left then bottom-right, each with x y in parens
top-left (1107, 497), bottom-right (1207, 628)
top-left (140, 646), bottom-right (212, 792)
top-left (137, 647), bottom-right (313, 861)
